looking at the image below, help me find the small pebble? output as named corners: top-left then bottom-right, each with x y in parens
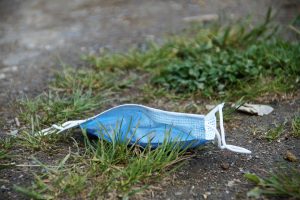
top-left (9, 130), bottom-right (18, 136)
top-left (0, 73), bottom-right (6, 80)
top-left (203, 191), bottom-right (211, 199)
top-left (15, 117), bottom-right (20, 127)
top-left (284, 151), bottom-right (298, 162)
top-left (175, 192), bottom-right (182, 196)
top-left (227, 180), bottom-right (235, 187)
top-left (220, 162), bottom-right (230, 170)
top-left (1, 185), bottom-right (8, 190)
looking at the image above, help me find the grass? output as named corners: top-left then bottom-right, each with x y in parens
top-left (152, 39), bottom-right (300, 95)
top-left (85, 9), bottom-right (300, 100)
top-left (0, 138), bottom-right (14, 160)
top-left (15, 128), bottom-right (190, 199)
top-left (245, 166), bottom-right (300, 199)
top-left (0, 138), bottom-right (15, 170)
top-left (264, 123), bottom-right (285, 141)
top-left (20, 12), bottom-right (296, 120)
top-left (292, 115), bottom-right (300, 137)
top-left (17, 123), bottom-right (68, 151)
top-left (19, 88), bottom-right (103, 126)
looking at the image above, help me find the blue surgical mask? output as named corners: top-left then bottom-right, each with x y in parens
top-left (40, 103), bottom-right (251, 154)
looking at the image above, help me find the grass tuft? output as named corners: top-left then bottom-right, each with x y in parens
top-left (85, 10), bottom-right (299, 100)
top-left (264, 123), bottom-right (285, 141)
top-left (15, 126), bottom-right (190, 199)
top-left (152, 27), bottom-right (299, 96)
top-left (19, 88), bottom-right (102, 127)
top-left (0, 138), bottom-right (14, 160)
top-left (292, 115), bottom-right (300, 137)
top-left (245, 167), bottom-right (300, 199)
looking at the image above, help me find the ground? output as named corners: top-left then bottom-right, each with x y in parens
top-left (0, 0), bottom-right (300, 199)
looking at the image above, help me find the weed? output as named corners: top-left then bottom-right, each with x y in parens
top-left (0, 150), bottom-right (8, 160)
top-left (292, 115), bottom-right (300, 137)
top-left (51, 67), bottom-right (117, 93)
top-left (84, 10), bottom-right (299, 100)
top-left (84, 42), bottom-right (171, 71)
top-left (224, 76), bottom-right (296, 102)
top-left (19, 88), bottom-right (102, 127)
top-left (0, 138), bottom-right (15, 170)
top-left (152, 28), bottom-right (300, 95)
top-left (14, 185), bottom-right (50, 200)
top-left (245, 166), bottom-right (300, 199)
top-left (264, 123), bottom-right (285, 141)
top-left (0, 137), bottom-right (14, 150)
top-left (0, 137), bottom-right (14, 160)
top-left (16, 116), bottom-right (69, 151)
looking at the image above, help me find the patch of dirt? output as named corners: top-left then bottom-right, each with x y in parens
top-left (0, 0), bottom-right (299, 199)
top-left (152, 96), bottom-right (300, 199)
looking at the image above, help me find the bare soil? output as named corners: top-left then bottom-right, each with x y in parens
top-left (0, 0), bottom-right (299, 199)
top-left (153, 96), bottom-right (300, 199)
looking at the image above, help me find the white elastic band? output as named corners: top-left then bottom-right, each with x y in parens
top-left (39, 120), bottom-right (86, 135)
top-left (206, 104), bottom-right (251, 154)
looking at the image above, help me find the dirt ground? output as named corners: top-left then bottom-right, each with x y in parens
top-left (0, 0), bottom-right (299, 199)
top-left (153, 97), bottom-right (300, 199)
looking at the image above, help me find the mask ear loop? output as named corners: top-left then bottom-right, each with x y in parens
top-left (39, 120), bottom-right (86, 135)
top-left (206, 103), bottom-right (251, 154)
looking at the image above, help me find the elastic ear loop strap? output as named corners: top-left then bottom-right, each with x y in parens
top-left (206, 105), bottom-right (251, 154)
top-left (39, 120), bottom-right (86, 135)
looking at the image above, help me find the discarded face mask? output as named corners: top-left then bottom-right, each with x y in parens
top-left (40, 103), bottom-right (251, 154)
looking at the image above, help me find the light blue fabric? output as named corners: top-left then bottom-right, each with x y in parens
top-left (79, 105), bottom-right (207, 148)
top-left (39, 103), bottom-right (251, 153)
